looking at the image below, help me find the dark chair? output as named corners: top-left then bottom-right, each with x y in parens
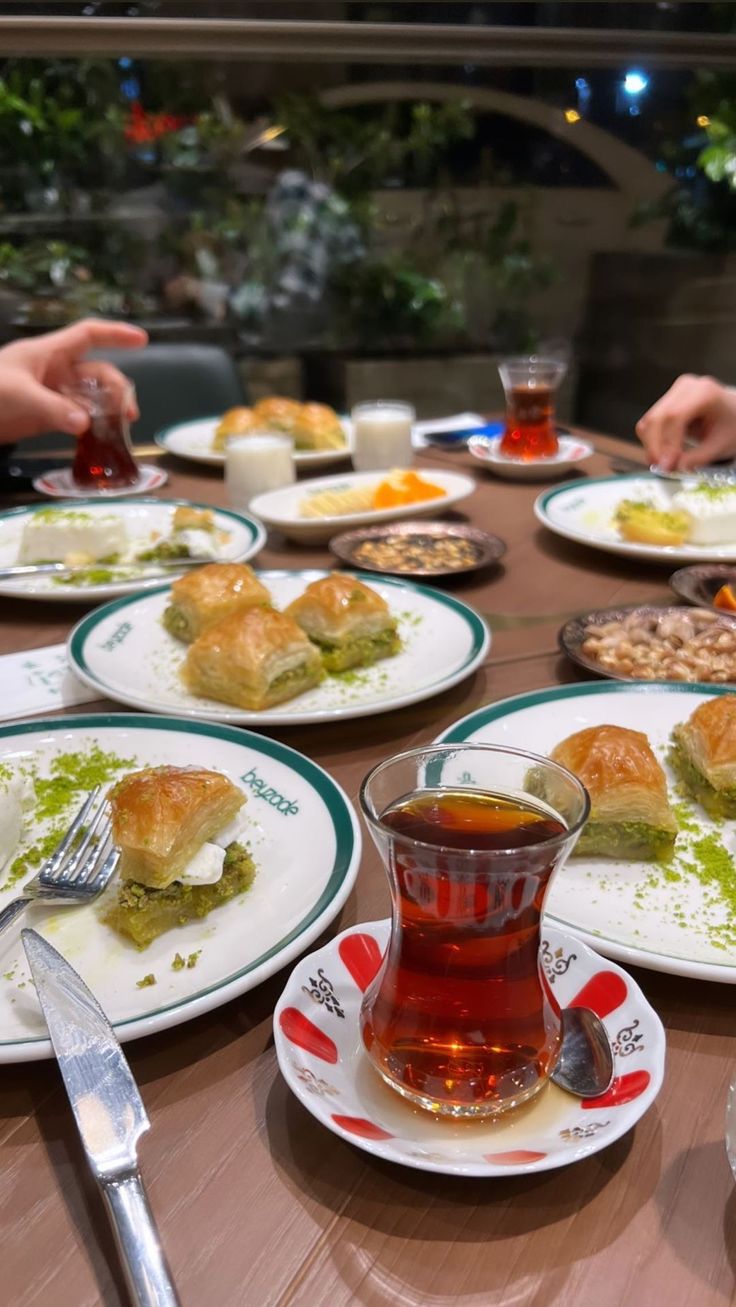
top-left (92, 342), bottom-right (247, 444)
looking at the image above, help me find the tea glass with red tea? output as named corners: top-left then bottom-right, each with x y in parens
top-left (498, 355), bottom-right (568, 461)
top-left (359, 743), bottom-right (589, 1119)
top-left (67, 376), bottom-right (140, 491)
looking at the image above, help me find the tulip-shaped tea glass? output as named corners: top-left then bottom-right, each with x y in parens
top-left (359, 743), bottom-right (590, 1118)
top-left (498, 354), bottom-right (567, 461)
top-left (68, 375), bottom-right (140, 490)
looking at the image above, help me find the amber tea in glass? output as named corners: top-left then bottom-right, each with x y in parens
top-left (359, 744), bottom-right (589, 1118)
top-left (498, 356), bottom-right (567, 461)
top-left (69, 376), bottom-right (140, 491)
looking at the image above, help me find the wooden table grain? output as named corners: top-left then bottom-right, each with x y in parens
top-left (2, 432), bottom-right (735, 1307)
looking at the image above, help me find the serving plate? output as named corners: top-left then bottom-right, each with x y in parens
top-left (155, 416), bottom-right (352, 470)
top-left (669, 563), bottom-right (736, 609)
top-left (437, 681), bottom-right (736, 982)
top-left (468, 433), bottom-right (592, 481)
top-left (535, 474), bottom-right (736, 563)
top-left (329, 521), bottom-right (505, 579)
top-left (0, 499), bottom-right (266, 602)
top-left (0, 713), bottom-right (360, 1062)
top-left (67, 569), bottom-right (490, 726)
top-left (275, 918), bottom-right (665, 1176)
top-left (558, 603), bottom-right (736, 684)
top-left (249, 468), bottom-right (476, 545)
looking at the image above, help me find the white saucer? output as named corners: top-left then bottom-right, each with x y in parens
top-left (274, 918), bottom-right (665, 1176)
top-left (468, 434), bottom-right (594, 481)
top-left (33, 464), bottom-right (168, 499)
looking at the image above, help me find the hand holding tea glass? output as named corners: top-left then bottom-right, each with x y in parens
top-left (359, 743), bottom-right (589, 1118)
top-left (0, 318), bottom-right (146, 445)
top-left (498, 354), bottom-right (567, 461)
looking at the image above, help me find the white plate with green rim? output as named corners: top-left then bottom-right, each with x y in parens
top-left (155, 416), bottom-right (353, 470)
top-left (535, 473), bottom-right (736, 563)
top-left (0, 712), bottom-right (360, 1063)
top-left (67, 570), bottom-right (490, 725)
top-left (0, 498), bottom-right (266, 602)
top-left (436, 681), bottom-right (736, 983)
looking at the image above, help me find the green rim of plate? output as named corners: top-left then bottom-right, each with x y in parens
top-left (536, 472), bottom-right (657, 516)
top-left (439, 679), bottom-right (733, 744)
top-left (67, 569), bottom-right (489, 707)
top-left (0, 495), bottom-right (266, 551)
top-left (0, 711), bottom-right (358, 1046)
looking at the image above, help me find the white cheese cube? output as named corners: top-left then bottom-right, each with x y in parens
top-left (19, 510), bottom-right (127, 564)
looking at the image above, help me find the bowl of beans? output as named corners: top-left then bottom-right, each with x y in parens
top-left (329, 521), bottom-right (506, 578)
top-left (559, 604), bottom-right (736, 684)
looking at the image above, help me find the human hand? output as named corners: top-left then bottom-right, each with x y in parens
top-left (0, 318), bottom-right (148, 444)
top-left (635, 373), bottom-right (736, 472)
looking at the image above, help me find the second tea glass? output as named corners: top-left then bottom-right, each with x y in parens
top-left (498, 355), bottom-right (567, 461)
top-left (359, 743), bottom-right (589, 1118)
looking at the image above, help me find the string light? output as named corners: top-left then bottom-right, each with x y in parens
top-left (697, 115), bottom-right (711, 128)
top-left (564, 108), bottom-right (581, 124)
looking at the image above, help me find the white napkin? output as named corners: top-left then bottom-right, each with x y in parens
top-left (412, 412), bottom-right (486, 448)
top-left (0, 644), bottom-right (98, 722)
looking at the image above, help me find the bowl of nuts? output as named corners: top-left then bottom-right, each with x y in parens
top-left (329, 521), bottom-right (506, 579)
top-left (559, 604), bottom-right (736, 684)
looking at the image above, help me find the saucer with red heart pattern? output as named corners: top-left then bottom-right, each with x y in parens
top-left (274, 918), bottom-right (665, 1176)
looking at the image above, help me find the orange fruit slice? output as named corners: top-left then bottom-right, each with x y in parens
top-left (714, 583), bottom-right (736, 612)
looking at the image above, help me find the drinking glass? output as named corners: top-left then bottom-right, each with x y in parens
top-left (359, 743), bottom-right (589, 1119)
top-left (68, 376), bottom-right (140, 490)
top-left (351, 401), bottom-right (415, 471)
top-left (225, 433), bottom-right (295, 509)
top-left (498, 355), bottom-right (567, 461)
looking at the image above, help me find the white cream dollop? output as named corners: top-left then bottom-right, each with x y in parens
top-left (174, 528), bottom-right (221, 560)
top-left (176, 803), bottom-right (249, 886)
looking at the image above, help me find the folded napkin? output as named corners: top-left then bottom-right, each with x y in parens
top-left (412, 412), bottom-right (491, 448)
top-left (0, 644), bottom-right (98, 722)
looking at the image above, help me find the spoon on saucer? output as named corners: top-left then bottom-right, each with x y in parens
top-left (550, 1006), bottom-right (614, 1099)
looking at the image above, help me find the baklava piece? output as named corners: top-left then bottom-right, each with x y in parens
top-left (550, 724), bottom-right (678, 860)
top-left (285, 574), bottom-right (400, 672)
top-left (182, 605), bottom-right (325, 710)
top-left (212, 407), bottom-right (258, 451)
top-left (670, 695), bottom-right (736, 819)
top-left (105, 765), bottom-right (255, 949)
top-left (162, 562), bottom-right (271, 644)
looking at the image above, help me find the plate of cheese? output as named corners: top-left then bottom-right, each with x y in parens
top-left (0, 499), bottom-right (266, 601)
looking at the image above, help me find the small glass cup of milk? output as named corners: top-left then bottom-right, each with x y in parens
top-left (225, 433), bottom-right (295, 509)
top-left (350, 402), bottom-right (415, 472)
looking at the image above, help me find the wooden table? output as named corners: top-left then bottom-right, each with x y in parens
top-left (3, 433), bottom-right (735, 1307)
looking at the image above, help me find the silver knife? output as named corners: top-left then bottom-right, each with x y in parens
top-left (22, 929), bottom-right (181, 1307)
top-left (0, 559), bottom-right (208, 580)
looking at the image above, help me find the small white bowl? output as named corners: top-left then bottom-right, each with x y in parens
top-left (468, 434), bottom-right (594, 481)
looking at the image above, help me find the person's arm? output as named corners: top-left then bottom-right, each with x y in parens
top-left (636, 373), bottom-right (736, 471)
top-left (0, 319), bottom-right (148, 444)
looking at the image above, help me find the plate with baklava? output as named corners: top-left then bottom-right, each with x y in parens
top-left (0, 712), bottom-right (360, 1063)
top-left (536, 473), bottom-right (736, 563)
top-left (0, 499), bottom-right (266, 601)
top-left (67, 565), bottom-right (489, 725)
top-left (155, 398), bottom-right (352, 470)
top-left (437, 681), bottom-right (736, 982)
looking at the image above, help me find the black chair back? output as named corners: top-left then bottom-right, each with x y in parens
top-left (92, 343), bottom-right (246, 443)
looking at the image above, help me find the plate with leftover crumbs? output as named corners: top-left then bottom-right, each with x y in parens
top-left (67, 569), bottom-right (490, 726)
top-left (535, 474), bottom-right (736, 563)
top-left (329, 521), bottom-right (505, 579)
top-left (437, 681), bottom-right (736, 982)
top-left (0, 713), bottom-right (360, 1063)
top-left (559, 604), bottom-right (736, 684)
top-left (0, 499), bottom-right (266, 601)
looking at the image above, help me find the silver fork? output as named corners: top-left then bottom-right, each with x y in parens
top-left (0, 786), bottom-right (119, 940)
